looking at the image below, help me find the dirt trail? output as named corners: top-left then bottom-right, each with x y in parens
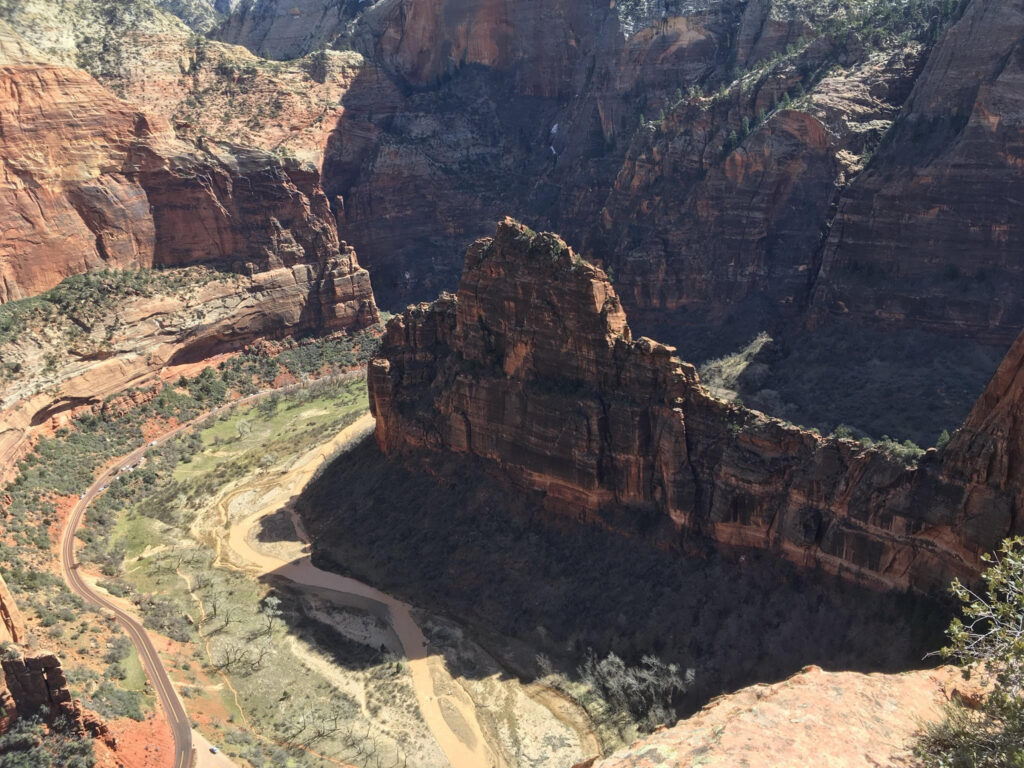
top-left (220, 413), bottom-right (504, 768)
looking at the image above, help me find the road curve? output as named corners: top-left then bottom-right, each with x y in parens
top-left (57, 379), bottom-right (355, 768)
top-left (60, 424), bottom-right (196, 768)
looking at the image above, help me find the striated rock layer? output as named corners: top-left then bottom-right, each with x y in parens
top-left (0, 24), bottom-right (376, 317)
top-left (0, 23), bottom-right (378, 474)
top-left (370, 220), bottom-right (1023, 591)
top-left (810, 0), bottom-right (1024, 344)
top-left (0, 650), bottom-right (111, 742)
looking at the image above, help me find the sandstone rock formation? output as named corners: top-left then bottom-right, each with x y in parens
top-left (587, 664), bottom-right (971, 768)
top-left (0, 575), bottom-right (26, 645)
top-left (0, 651), bottom-right (111, 741)
top-left (810, 0), bottom-right (1024, 345)
top-left (0, 23), bottom-right (376, 311)
top-left (0, 22), bottom-right (378, 474)
top-left (0, 5), bottom-right (362, 165)
top-left (370, 220), bottom-right (1023, 591)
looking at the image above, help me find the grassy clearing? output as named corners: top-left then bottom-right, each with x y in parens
top-left (173, 383), bottom-right (366, 481)
top-left (120, 645), bottom-right (148, 692)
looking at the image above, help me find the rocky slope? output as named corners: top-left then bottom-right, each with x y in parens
top-left (586, 664), bottom-right (971, 768)
top-left (370, 220), bottom-right (1023, 591)
top-left (0, 1), bottom-right (363, 164)
top-left (9, 0), bottom-right (1019, 361)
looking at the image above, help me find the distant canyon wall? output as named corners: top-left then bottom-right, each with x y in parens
top-left (7, 0), bottom-right (1022, 350)
top-left (369, 220), bottom-right (1023, 591)
top-left (0, 23), bottom-right (379, 478)
top-left (322, 0), bottom-right (1024, 350)
top-left (0, 24), bottom-right (377, 327)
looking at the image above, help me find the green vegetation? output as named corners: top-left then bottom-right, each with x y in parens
top-left (699, 332), bottom-right (772, 400)
top-left (0, 716), bottom-right (95, 768)
top-left (0, 267), bottom-right (238, 384)
top-left (916, 537), bottom-right (1024, 767)
top-left (74, 376), bottom-right (420, 766)
top-left (577, 651), bottom-right (693, 731)
top-left (0, 269), bottom-right (222, 348)
top-left (0, 323), bottom-right (380, 738)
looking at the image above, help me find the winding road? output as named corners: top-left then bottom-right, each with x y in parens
top-left (58, 377), bottom-right (598, 768)
top-left (60, 421), bottom-right (198, 768)
top-left (57, 384), bottom-right (312, 768)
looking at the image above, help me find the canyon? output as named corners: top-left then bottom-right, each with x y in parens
top-left (369, 219), bottom-right (1022, 592)
top-left (0, 20), bottom-right (378, 479)
top-left (0, 0), bottom-right (1022, 765)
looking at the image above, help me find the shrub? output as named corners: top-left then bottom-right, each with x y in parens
top-left (916, 537), bottom-right (1024, 767)
top-left (578, 650), bottom-right (693, 730)
top-left (0, 715), bottom-right (95, 767)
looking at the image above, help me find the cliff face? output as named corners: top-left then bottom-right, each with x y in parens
top-left (0, 24), bottom-right (378, 470)
top-left (0, 652), bottom-right (110, 742)
top-left (9, 0), bottom-right (1019, 356)
top-left (0, 3), bottom-right (364, 165)
top-left (810, 0), bottom-right (1024, 345)
top-left (0, 23), bottom-right (378, 325)
top-left (0, 27), bottom-right (376, 320)
top-left (370, 220), bottom-right (1023, 591)
top-left (582, 43), bottom-right (923, 346)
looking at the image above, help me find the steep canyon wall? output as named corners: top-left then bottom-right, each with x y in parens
top-left (370, 221), bottom-right (1024, 592)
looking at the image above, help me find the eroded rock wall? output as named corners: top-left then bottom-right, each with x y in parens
top-left (0, 24), bottom-right (378, 474)
top-left (370, 221), bottom-right (1023, 591)
top-left (810, 0), bottom-right (1024, 345)
top-left (0, 28), bottom-right (377, 320)
top-left (0, 651), bottom-right (110, 740)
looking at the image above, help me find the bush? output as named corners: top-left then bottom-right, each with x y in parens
top-left (916, 537), bottom-right (1024, 767)
top-left (88, 681), bottom-right (145, 721)
top-left (579, 650), bottom-right (693, 730)
top-left (0, 715), bottom-right (96, 768)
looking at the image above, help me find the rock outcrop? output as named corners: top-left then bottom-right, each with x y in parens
top-left (0, 575), bottom-right (25, 645)
top-left (588, 664), bottom-right (971, 768)
top-left (370, 220), bottom-right (1023, 591)
top-left (0, 24), bottom-right (376, 317)
top-left (0, 651), bottom-right (110, 741)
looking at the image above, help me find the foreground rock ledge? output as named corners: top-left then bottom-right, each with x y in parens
top-left (370, 218), bottom-right (1024, 591)
top-left (583, 664), bottom-right (968, 768)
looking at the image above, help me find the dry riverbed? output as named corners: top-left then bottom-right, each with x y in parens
top-left (92, 377), bottom-right (596, 768)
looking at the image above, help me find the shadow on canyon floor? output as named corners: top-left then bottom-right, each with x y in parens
top-left (297, 435), bottom-right (953, 716)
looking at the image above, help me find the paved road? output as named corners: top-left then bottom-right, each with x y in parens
top-left (60, 425), bottom-right (196, 768)
top-left (56, 378), bottom-right (358, 767)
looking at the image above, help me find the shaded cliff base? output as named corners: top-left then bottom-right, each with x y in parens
top-left (298, 435), bottom-right (950, 728)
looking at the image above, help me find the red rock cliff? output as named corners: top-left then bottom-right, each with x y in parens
top-left (810, 0), bottom-right (1024, 344)
top-left (370, 220), bottom-right (1023, 591)
top-left (0, 22), bottom-right (377, 335)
